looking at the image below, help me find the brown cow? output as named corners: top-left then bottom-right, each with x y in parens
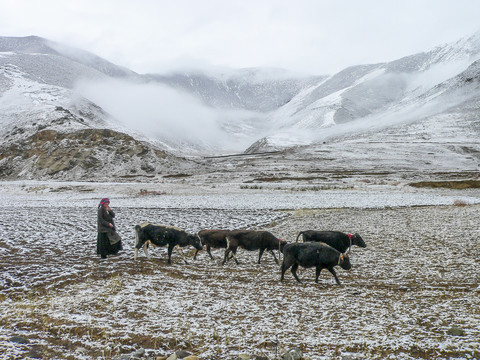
top-left (194, 229), bottom-right (230, 260)
top-left (222, 230), bottom-right (286, 265)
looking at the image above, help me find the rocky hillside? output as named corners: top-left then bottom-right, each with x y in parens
top-left (0, 52), bottom-right (189, 181)
top-left (0, 100), bottom-right (186, 181)
top-left (0, 127), bottom-right (181, 181)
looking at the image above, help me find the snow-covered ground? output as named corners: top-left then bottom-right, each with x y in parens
top-left (0, 181), bottom-right (479, 359)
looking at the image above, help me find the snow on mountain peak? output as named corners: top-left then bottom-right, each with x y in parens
top-left (1, 32), bottom-right (480, 180)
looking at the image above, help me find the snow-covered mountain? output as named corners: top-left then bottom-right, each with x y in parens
top-left (0, 36), bottom-right (318, 179)
top-left (1, 32), bottom-right (480, 180)
top-left (247, 31), bottom-right (480, 150)
top-left (148, 68), bottom-right (325, 112)
top-left (0, 35), bottom-right (139, 87)
top-left (0, 36), bottom-right (190, 180)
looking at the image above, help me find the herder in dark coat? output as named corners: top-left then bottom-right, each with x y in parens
top-left (97, 198), bottom-right (123, 259)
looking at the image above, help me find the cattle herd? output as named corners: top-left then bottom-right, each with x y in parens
top-left (134, 223), bottom-right (367, 286)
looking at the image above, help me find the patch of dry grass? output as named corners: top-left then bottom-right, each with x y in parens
top-left (409, 179), bottom-right (480, 189)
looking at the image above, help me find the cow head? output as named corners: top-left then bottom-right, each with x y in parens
top-left (338, 253), bottom-right (352, 270)
top-left (134, 224), bottom-right (151, 248)
top-left (188, 233), bottom-right (203, 250)
top-left (352, 233), bottom-right (366, 248)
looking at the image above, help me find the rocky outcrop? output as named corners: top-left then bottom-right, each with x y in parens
top-left (0, 127), bottom-right (185, 181)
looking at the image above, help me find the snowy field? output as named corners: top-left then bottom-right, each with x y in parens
top-left (0, 181), bottom-right (479, 359)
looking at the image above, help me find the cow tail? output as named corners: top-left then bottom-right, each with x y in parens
top-left (295, 231), bottom-right (303, 242)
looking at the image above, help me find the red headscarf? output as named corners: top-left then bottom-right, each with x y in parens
top-left (99, 198), bottom-right (110, 207)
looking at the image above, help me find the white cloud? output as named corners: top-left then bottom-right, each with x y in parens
top-left (74, 78), bottom-right (266, 151)
top-left (75, 78), bottom-right (218, 137)
top-left (1, 0), bottom-right (479, 75)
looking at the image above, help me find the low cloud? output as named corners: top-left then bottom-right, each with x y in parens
top-left (74, 78), bottom-right (265, 152)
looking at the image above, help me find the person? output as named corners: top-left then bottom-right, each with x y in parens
top-left (97, 198), bottom-right (123, 259)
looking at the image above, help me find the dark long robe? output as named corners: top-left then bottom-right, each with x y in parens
top-left (97, 206), bottom-right (123, 258)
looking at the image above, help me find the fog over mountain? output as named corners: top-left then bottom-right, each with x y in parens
top-left (0, 33), bottom-right (479, 180)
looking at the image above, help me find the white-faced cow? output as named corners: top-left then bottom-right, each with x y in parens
top-left (296, 230), bottom-right (366, 253)
top-left (222, 230), bottom-right (286, 265)
top-left (134, 223), bottom-right (202, 264)
top-left (281, 242), bottom-right (352, 285)
top-left (194, 229), bottom-right (230, 260)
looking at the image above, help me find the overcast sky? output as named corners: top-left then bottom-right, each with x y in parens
top-left (1, 0), bottom-right (479, 75)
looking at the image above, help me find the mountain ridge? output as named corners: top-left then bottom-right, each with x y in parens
top-left (1, 33), bottom-right (479, 181)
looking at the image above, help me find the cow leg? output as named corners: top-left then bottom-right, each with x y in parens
top-left (280, 256), bottom-right (295, 281)
top-left (193, 247), bottom-right (200, 260)
top-left (280, 261), bottom-right (291, 282)
top-left (327, 267), bottom-right (342, 285)
top-left (175, 245), bottom-right (189, 264)
top-left (258, 248), bottom-right (265, 264)
top-left (222, 248), bottom-right (229, 265)
top-left (224, 236), bottom-right (239, 265)
top-left (135, 242), bottom-right (148, 260)
top-left (167, 244), bottom-right (175, 264)
top-left (134, 229), bottom-right (140, 260)
top-left (291, 263), bottom-right (302, 283)
top-left (134, 238), bottom-right (147, 260)
top-left (315, 266), bottom-right (323, 283)
top-left (222, 247), bottom-right (232, 265)
top-left (269, 250), bottom-right (279, 265)
top-left (280, 263), bottom-right (286, 281)
top-left (206, 245), bottom-right (215, 260)
top-left (230, 247), bottom-right (239, 264)
top-left (144, 240), bottom-right (152, 260)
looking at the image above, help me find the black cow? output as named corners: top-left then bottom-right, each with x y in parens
top-left (194, 229), bottom-right (230, 260)
top-left (222, 230), bottom-right (286, 265)
top-left (134, 223), bottom-right (202, 264)
top-left (296, 230), bottom-right (366, 253)
top-left (281, 242), bottom-right (352, 285)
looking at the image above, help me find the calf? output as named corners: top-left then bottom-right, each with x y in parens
top-left (296, 230), bottom-right (366, 253)
top-left (194, 229), bottom-right (230, 260)
top-left (222, 230), bottom-right (286, 265)
top-left (134, 223), bottom-right (202, 264)
top-left (281, 242), bottom-right (351, 285)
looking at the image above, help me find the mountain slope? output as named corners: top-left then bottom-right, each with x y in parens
top-left (0, 38), bottom-right (189, 180)
top-left (148, 68), bottom-right (325, 112)
top-left (247, 31), bottom-right (480, 151)
top-left (0, 35), bottom-right (138, 85)
top-left (245, 60), bottom-right (480, 178)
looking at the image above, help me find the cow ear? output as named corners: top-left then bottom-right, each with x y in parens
top-left (340, 254), bottom-right (344, 262)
